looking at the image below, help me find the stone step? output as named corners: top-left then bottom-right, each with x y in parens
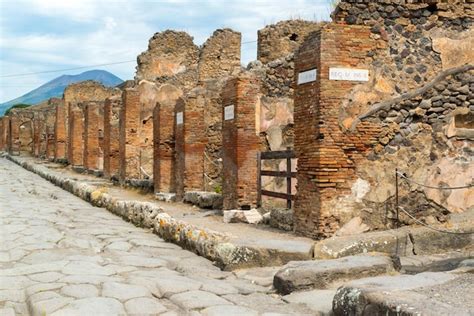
top-left (313, 225), bottom-right (473, 260)
top-left (333, 269), bottom-right (474, 316)
top-left (273, 254), bottom-right (399, 295)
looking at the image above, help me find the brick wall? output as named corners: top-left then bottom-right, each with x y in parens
top-left (83, 101), bottom-right (104, 171)
top-left (174, 99), bottom-right (186, 199)
top-left (103, 96), bottom-right (122, 178)
top-left (222, 74), bottom-right (262, 209)
top-left (119, 88), bottom-right (141, 181)
top-left (68, 105), bottom-right (84, 166)
top-left (294, 24), bottom-right (381, 238)
top-left (54, 101), bottom-right (67, 161)
top-left (0, 117), bottom-right (6, 151)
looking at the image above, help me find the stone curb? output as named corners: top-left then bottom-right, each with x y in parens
top-left (4, 154), bottom-right (311, 270)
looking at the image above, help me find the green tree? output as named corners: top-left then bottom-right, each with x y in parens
top-left (4, 103), bottom-right (30, 116)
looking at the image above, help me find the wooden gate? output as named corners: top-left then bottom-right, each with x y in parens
top-left (257, 148), bottom-right (296, 209)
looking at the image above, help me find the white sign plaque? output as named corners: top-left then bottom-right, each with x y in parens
top-left (176, 112), bottom-right (183, 125)
top-left (297, 69), bottom-right (317, 85)
top-left (224, 105), bottom-right (234, 121)
top-left (329, 67), bottom-right (369, 81)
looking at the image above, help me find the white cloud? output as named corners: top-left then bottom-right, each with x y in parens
top-left (0, 0), bottom-right (332, 102)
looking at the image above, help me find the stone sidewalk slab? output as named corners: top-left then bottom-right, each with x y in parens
top-left (333, 270), bottom-right (474, 315)
top-left (273, 254), bottom-right (398, 294)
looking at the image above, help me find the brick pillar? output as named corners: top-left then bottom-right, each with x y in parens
top-left (119, 88), bottom-right (140, 182)
top-left (9, 116), bottom-right (20, 154)
top-left (184, 91), bottom-right (207, 192)
top-left (222, 75), bottom-right (261, 210)
top-left (84, 101), bottom-right (104, 171)
top-left (32, 115), bottom-right (42, 157)
top-left (54, 101), bottom-right (67, 161)
top-left (0, 118), bottom-right (5, 151)
top-left (46, 126), bottom-right (54, 160)
top-left (174, 99), bottom-right (186, 199)
top-left (68, 106), bottom-right (84, 166)
top-left (153, 98), bottom-right (177, 193)
top-left (294, 24), bottom-right (377, 238)
top-left (104, 97), bottom-right (122, 179)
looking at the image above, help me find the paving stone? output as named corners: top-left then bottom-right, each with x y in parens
top-left (0, 308), bottom-right (16, 316)
top-left (61, 261), bottom-right (115, 276)
top-left (192, 277), bottom-right (239, 295)
top-left (30, 297), bottom-right (74, 316)
top-left (50, 297), bottom-right (125, 316)
top-left (28, 291), bottom-right (63, 304)
top-left (58, 275), bottom-right (122, 285)
top-left (274, 255), bottom-right (397, 294)
top-left (170, 290), bottom-right (230, 310)
top-left (118, 255), bottom-right (168, 268)
top-left (155, 275), bottom-right (203, 298)
top-left (0, 276), bottom-right (31, 290)
top-left (102, 282), bottom-right (151, 301)
top-left (26, 283), bottom-right (66, 296)
top-left (0, 290), bottom-right (25, 302)
top-left (0, 261), bottom-right (69, 276)
top-left (28, 272), bottom-right (64, 283)
top-left (124, 297), bottom-right (168, 314)
top-left (60, 284), bottom-right (99, 298)
top-left (104, 241), bottom-right (132, 251)
top-left (282, 289), bottom-right (336, 315)
top-left (201, 305), bottom-right (259, 316)
top-left (233, 266), bottom-right (280, 287)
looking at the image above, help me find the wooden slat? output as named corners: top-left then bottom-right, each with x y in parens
top-left (260, 150), bottom-right (296, 160)
top-left (260, 170), bottom-right (297, 178)
top-left (261, 190), bottom-right (295, 201)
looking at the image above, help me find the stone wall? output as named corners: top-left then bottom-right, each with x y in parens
top-left (7, 108), bottom-right (34, 154)
top-left (257, 20), bottom-right (322, 64)
top-left (135, 30), bottom-right (199, 90)
top-left (198, 29), bottom-right (241, 81)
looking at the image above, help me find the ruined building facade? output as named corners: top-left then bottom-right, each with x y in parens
top-left (1, 0), bottom-right (472, 239)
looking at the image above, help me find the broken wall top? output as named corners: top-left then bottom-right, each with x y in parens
top-left (64, 80), bottom-right (120, 107)
top-left (135, 30), bottom-right (199, 82)
top-left (198, 28), bottom-right (242, 81)
top-left (333, 0), bottom-right (473, 23)
top-left (257, 19), bottom-right (323, 64)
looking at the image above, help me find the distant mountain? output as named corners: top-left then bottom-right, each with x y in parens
top-left (0, 70), bottom-right (123, 115)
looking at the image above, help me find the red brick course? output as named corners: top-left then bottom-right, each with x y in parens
top-left (83, 101), bottom-right (104, 171)
top-left (222, 74), bottom-right (262, 210)
top-left (119, 88), bottom-right (141, 181)
top-left (294, 24), bottom-right (381, 238)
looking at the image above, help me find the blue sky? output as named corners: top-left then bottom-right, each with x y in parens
top-left (0, 0), bottom-right (332, 103)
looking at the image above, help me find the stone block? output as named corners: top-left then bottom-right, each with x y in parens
top-left (273, 254), bottom-right (398, 294)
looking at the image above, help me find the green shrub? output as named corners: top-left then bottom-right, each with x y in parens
top-left (5, 103), bottom-right (30, 115)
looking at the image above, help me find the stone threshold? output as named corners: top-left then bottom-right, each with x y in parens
top-left (4, 154), bottom-right (314, 270)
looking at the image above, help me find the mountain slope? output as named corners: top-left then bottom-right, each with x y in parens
top-left (0, 70), bottom-right (123, 115)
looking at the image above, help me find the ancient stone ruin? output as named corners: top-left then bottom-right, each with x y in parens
top-left (1, 0), bottom-right (472, 241)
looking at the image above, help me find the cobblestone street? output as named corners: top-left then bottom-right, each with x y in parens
top-left (0, 158), bottom-right (312, 315)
